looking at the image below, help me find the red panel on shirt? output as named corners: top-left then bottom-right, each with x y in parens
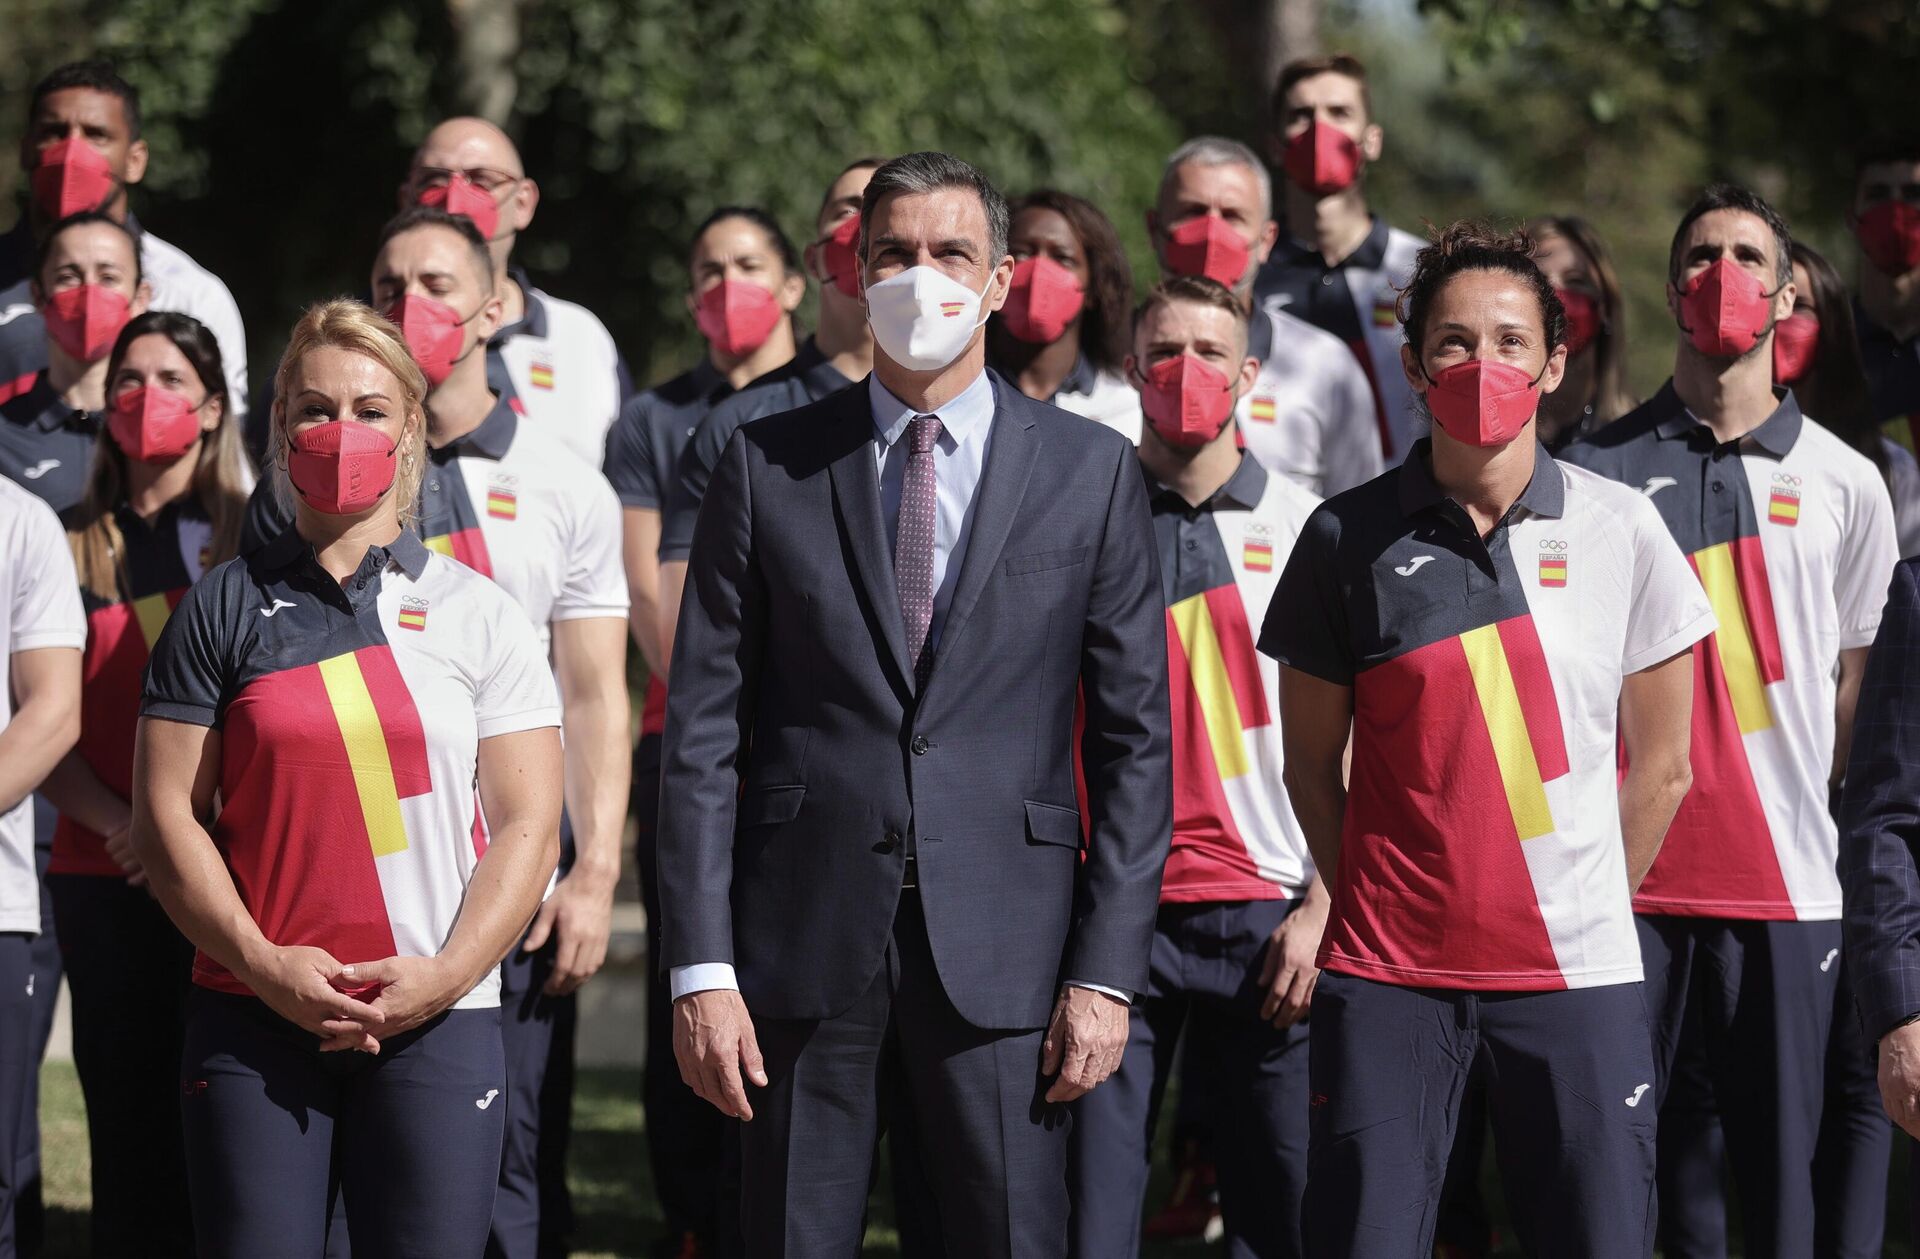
top-left (195, 658), bottom-right (405, 995)
top-left (1205, 585), bottom-right (1270, 731)
top-left (1324, 635), bottom-right (1565, 989)
top-left (1498, 615), bottom-right (1570, 782)
top-left (641, 674), bottom-right (668, 737)
top-left (1161, 612), bottom-right (1274, 902)
top-left (1731, 533), bottom-right (1786, 688)
top-left (52, 590), bottom-right (186, 876)
top-left (1632, 626), bottom-right (1792, 918)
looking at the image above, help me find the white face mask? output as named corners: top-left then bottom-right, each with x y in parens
top-left (864, 264), bottom-right (991, 372)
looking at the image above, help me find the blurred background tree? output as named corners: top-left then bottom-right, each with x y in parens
top-left (1, 0), bottom-right (1914, 406)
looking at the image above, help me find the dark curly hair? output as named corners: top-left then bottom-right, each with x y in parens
top-left (1398, 220), bottom-right (1567, 358)
top-left (1001, 189), bottom-right (1134, 374)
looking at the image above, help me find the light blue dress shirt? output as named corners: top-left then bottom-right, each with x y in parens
top-left (672, 368), bottom-right (1125, 1005)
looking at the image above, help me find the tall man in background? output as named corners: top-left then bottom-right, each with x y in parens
top-left (1255, 53), bottom-right (1423, 461)
top-left (401, 116), bottom-right (631, 466)
top-left (1565, 185), bottom-right (1899, 1254)
top-left (661, 151), bottom-right (1171, 1254)
top-left (1, 60), bottom-right (248, 419)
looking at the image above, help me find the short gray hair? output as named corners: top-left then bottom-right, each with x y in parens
top-left (858, 151), bottom-right (1010, 266)
top-left (1158, 136), bottom-right (1272, 222)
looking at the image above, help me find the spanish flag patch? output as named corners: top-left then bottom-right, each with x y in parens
top-left (529, 361), bottom-right (555, 390)
top-left (1371, 297), bottom-right (1398, 329)
top-left (1244, 540), bottom-right (1274, 572)
top-left (939, 301), bottom-right (966, 318)
top-left (1248, 397), bottom-right (1276, 423)
top-left (1538, 553), bottom-right (1568, 588)
top-left (487, 489), bottom-right (518, 520)
top-left (398, 598), bottom-right (429, 631)
top-left (1768, 492), bottom-right (1800, 526)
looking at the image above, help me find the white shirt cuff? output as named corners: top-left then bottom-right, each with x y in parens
top-left (669, 962), bottom-right (739, 1001)
top-left (1067, 981), bottom-right (1132, 1005)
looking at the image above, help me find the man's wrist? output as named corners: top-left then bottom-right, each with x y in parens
top-left (670, 961), bottom-right (740, 1001)
top-left (1884, 1011), bottom-right (1920, 1043)
top-left (1066, 980), bottom-right (1131, 1005)
top-left (562, 856), bottom-right (621, 895)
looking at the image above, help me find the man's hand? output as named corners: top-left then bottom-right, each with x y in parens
top-left (1880, 1021), bottom-right (1920, 1138)
top-left (1042, 985), bottom-right (1129, 1102)
top-left (1258, 892), bottom-right (1328, 1028)
top-left (674, 989), bottom-right (767, 1120)
top-left (102, 821), bottom-right (146, 888)
top-left (523, 867), bottom-right (616, 996)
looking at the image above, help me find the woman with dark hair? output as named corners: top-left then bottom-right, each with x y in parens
top-left (1779, 240), bottom-right (1920, 556)
top-left (1264, 222), bottom-right (1711, 1257)
top-left (1527, 215), bottom-right (1636, 449)
top-left (37, 310), bottom-right (251, 1254)
top-left (988, 188), bottom-right (1142, 441)
top-left (2, 212), bottom-right (150, 513)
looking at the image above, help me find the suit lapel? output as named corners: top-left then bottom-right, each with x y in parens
top-left (932, 381), bottom-right (1039, 673)
top-left (826, 403), bottom-right (917, 691)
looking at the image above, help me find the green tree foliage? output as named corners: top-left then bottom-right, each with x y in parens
top-left (1, 0), bottom-right (1179, 390)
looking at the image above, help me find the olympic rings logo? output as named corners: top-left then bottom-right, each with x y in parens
top-left (1773, 473), bottom-right (1803, 487)
top-left (1540, 539), bottom-right (1569, 552)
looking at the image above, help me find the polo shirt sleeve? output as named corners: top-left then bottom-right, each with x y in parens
top-left (1836, 463), bottom-right (1900, 650)
top-left (474, 590), bottom-right (563, 739)
top-left (553, 470), bottom-right (630, 622)
top-left (1257, 504), bottom-right (1356, 684)
top-left (7, 493), bottom-right (83, 653)
top-left (664, 401), bottom-right (743, 563)
top-left (1321, 353), bottom-right (1384, 497)
top-left (602, 395), bottom-right (659, 509)
top-left (141, 569), bottom-right (235, 728)
top-left (1620, 492), bottom-right (1717, 675)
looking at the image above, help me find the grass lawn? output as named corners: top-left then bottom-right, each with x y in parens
top-left (36, 1060), bottom-right (1917, 1257)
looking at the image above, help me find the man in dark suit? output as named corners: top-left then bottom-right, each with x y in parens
top-left (1842, 556), bottom-right (1920, 1225)
top-left (658, 150), bottom-right (1173, 1256)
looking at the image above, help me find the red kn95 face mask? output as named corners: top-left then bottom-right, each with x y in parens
top-left (1676, 259), bottom-right (1778, 359)
top-left (417, 174), bottom-right (501, 241)
top-left (1164, 216), bottom-right (1251, 289)
top-left (32, 136), bottom-right (116, 221)
top-left (1282, 120), bottom-right (1363, 197)
top-left (288, 421), bottom-right (399, 515)
top-left (1556, 288), bottom-right (1602, 357)
top-left (819, 216), bottom-right (862, 298)
top-left (1423, 358), bottom-right (1544, 448)
top-left (1000, 256), bottom-right (1085, 345)
top-left (1138, 353), bottom-right (1237, 448)
top-left (43, 285), bottom-right (131, 364)
top-left (694, 279), bottom-right (783, 357)
top-left (385, 295), bottom-right (477, 387)
top-left (1772, 313), bottom-right (1820, 385)
top-left (108, 387), bottom-right (202, 463)
top-left (1857, 201), bottom-right (1920, 278)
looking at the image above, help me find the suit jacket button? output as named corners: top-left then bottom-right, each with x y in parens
top-left (884, 830), bottom-right (902, 849)
top-left (910, 735), bottom-right (929, 755)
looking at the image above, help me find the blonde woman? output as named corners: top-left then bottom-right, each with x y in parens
top-left (38, 310), bottom-right (248, 1255)
top-left (131, 299), bottom-right (563, 1259)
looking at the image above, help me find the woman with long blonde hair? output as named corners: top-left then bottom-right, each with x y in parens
top-left (38, 309), bottom-right (248, 1256)
top-left (132, 299), bottom-right (563, 1258)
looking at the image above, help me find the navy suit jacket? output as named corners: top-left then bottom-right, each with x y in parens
top-left (657, 371), bottom-right (1172, 1030)
top-left (1842, 556), bottom-right (1920, 1040)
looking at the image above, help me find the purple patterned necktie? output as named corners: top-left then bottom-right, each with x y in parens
top-left (895, 414), bottom-right (944, 687)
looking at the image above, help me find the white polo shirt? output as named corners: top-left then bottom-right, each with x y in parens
top-left (488, 277), bottom-right (627, 467)
top-left (1564, 386), bottom-right (1898, 921)
top-left (1237, 304), bottom-right (1383, 498)
top-left (417, 390), bottom-right (629, 653)
top-left (1262, 441), bottom-right (1716, 990)
top-left (0, 476), bottom-right (85, 934)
